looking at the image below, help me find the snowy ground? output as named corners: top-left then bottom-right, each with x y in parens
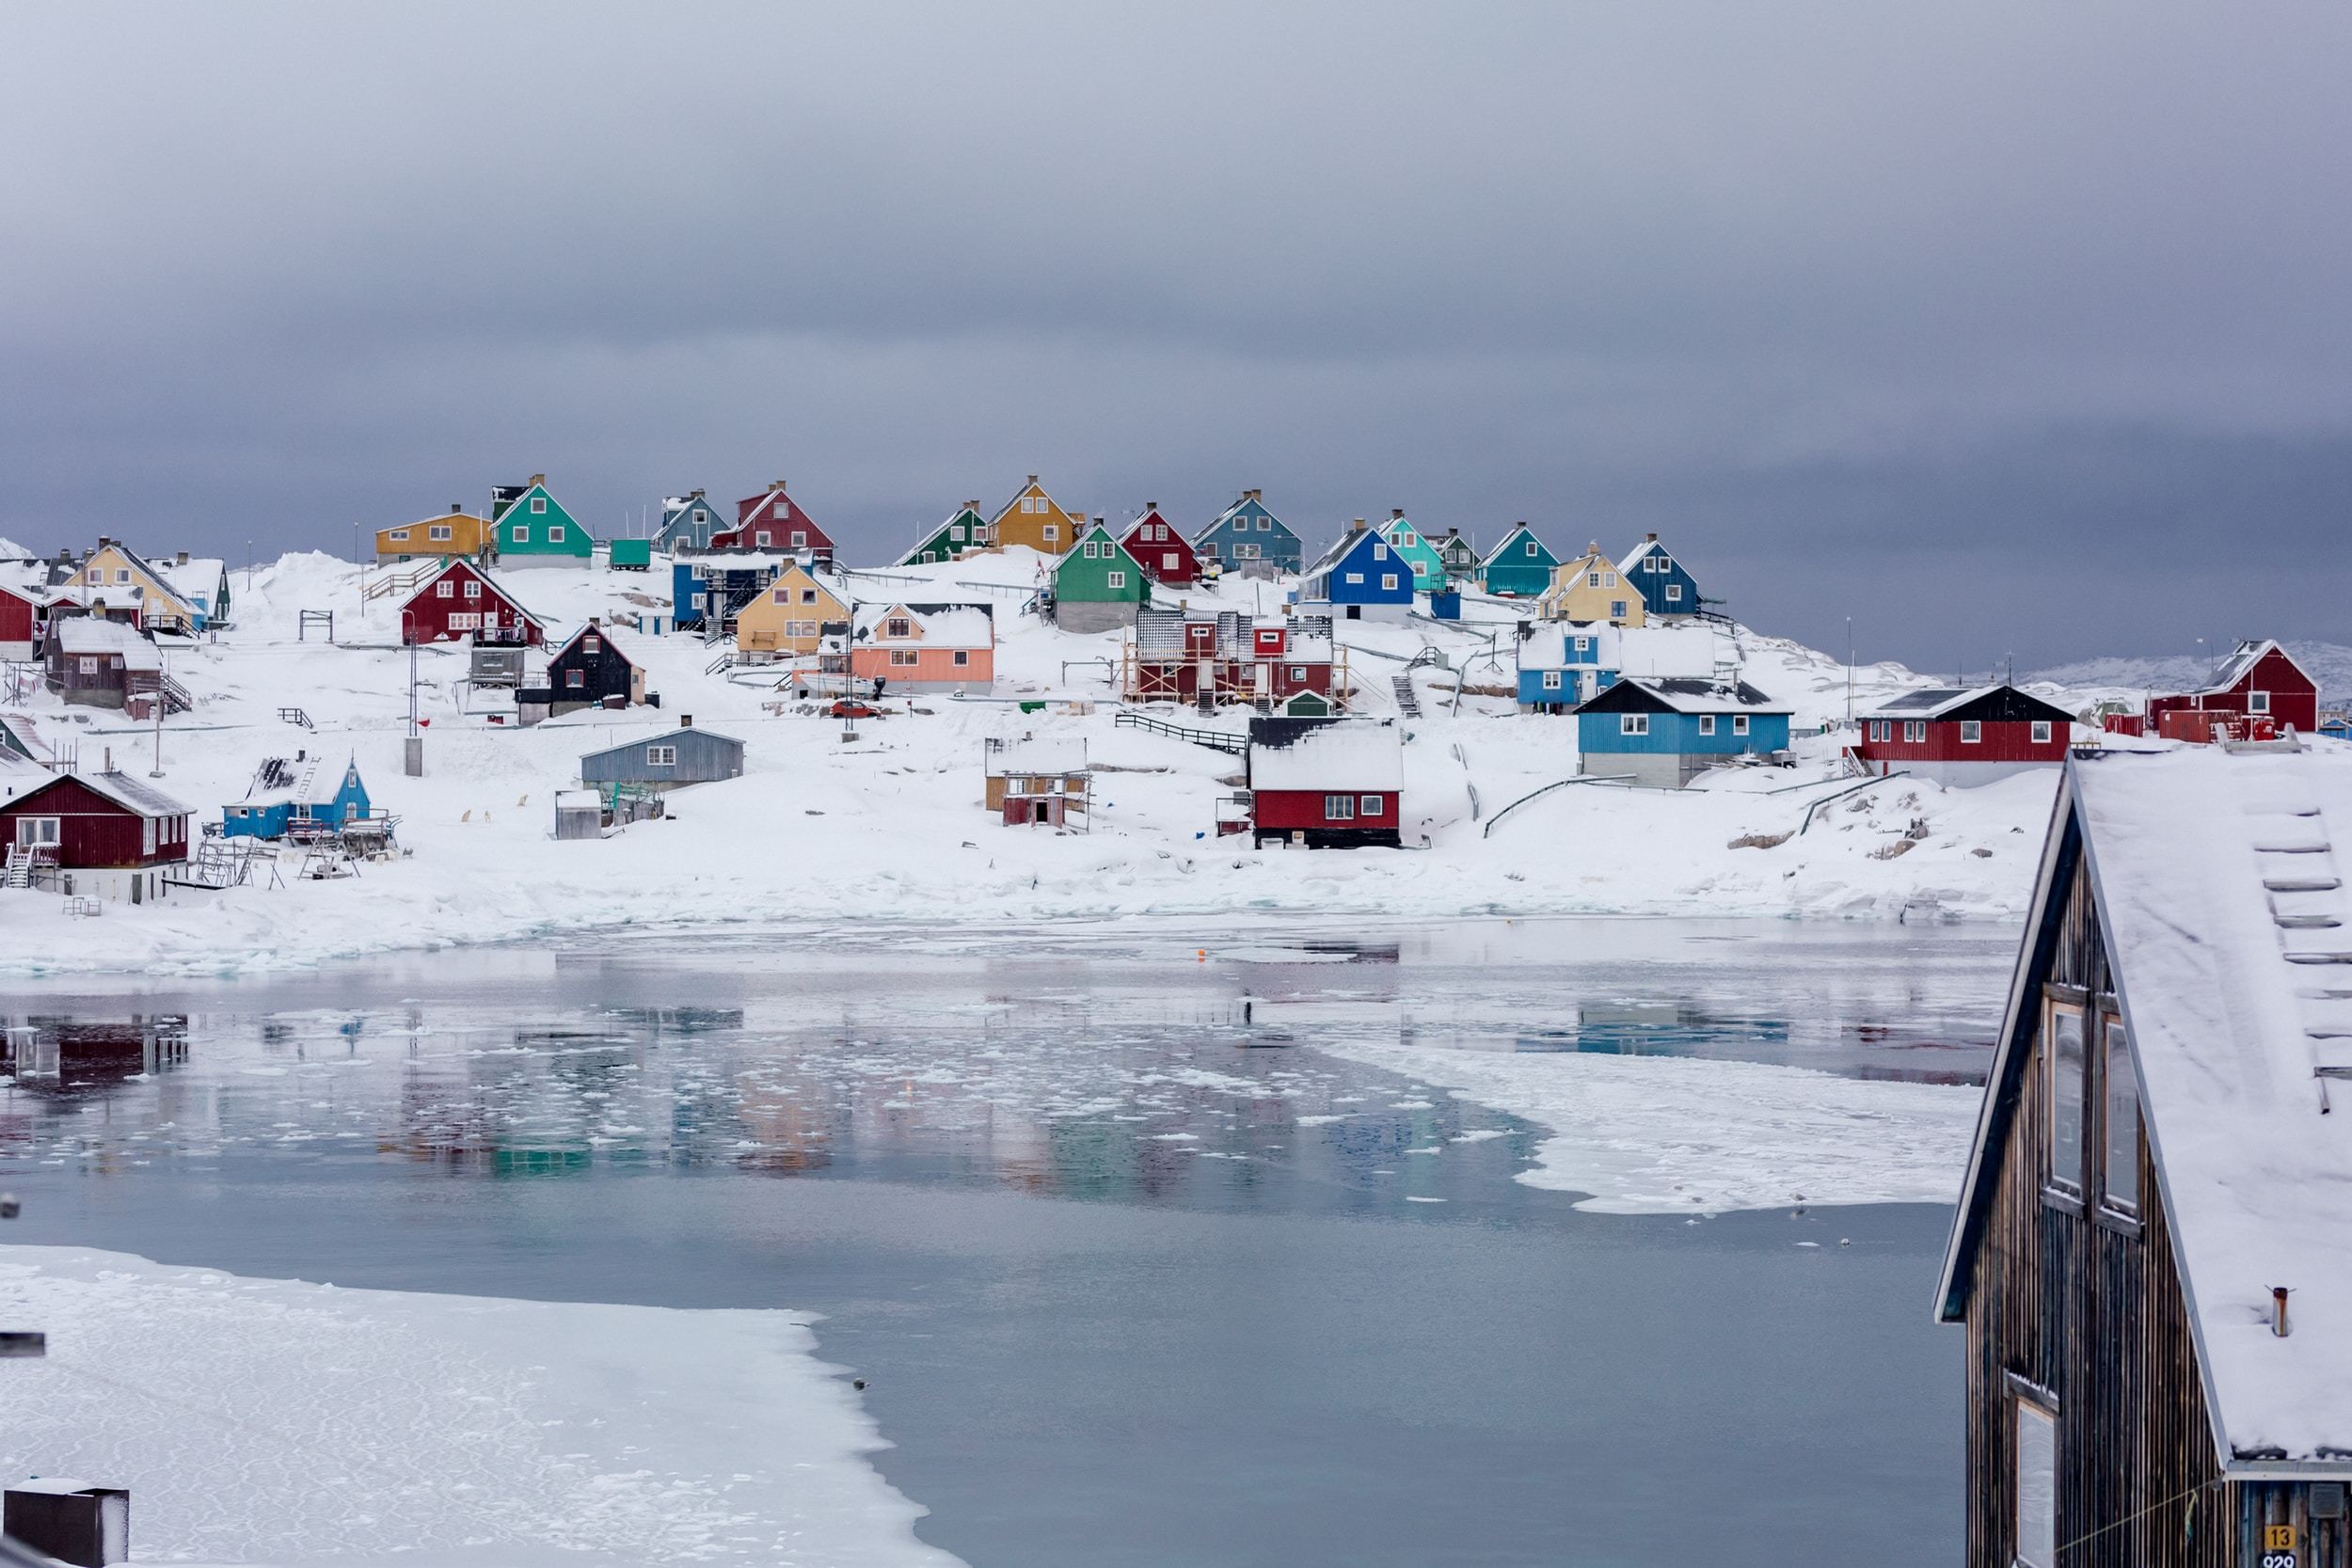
top-left (0, 548), bottom-right (2133, 975)
top-left (0, 1246), bottom-right (960, 1568)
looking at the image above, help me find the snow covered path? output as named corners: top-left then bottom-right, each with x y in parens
top-left (0, 1247), bottom-right (961, 1567)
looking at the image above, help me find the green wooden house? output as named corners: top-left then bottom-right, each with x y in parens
top-left (1052, 519), bottom-right (1151, 633)
top-left (1375, 509), bottom-right (1449, 592)
top-left (489, 474), bottom-right (595, 566)
top-left (899, 502), bottom-right (991, 565)
top-left (1479, 524), bottom-right (1559, 597)
top-left (1434, 529), bottom-right (1482, 583)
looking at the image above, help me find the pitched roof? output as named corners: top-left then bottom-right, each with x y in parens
top-left (579, 725), bottom-right (743, 764)
top-left (1615, 536), bottom-right (1668, 574)
top-left (1866, 683), bottom-right (2076, 724)
top-left (1301, 528), bottom-right (1381, 580)
top-left (54, 616), bottom-right (162, 672)
top-left (1577, 677), bottom-right (1785, 716)
top-left (850, 602), bottom-right (994, 648)
top-left (1247, 718), bottom-right (1404, 792)
top-left (987, 736), bottom-right (1089, 776)
top-left (1941, 748), bottom-right (2352, 1468)
top-left (2190, 639), bottom-right (2308, 697)
top-left (405, 560), bottom-right (543, 622)
top-left (13, 768), bottom-right (191, 818)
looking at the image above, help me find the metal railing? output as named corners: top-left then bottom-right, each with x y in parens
top-left (1480, 776), bottom-right (1629, 837)
top-left (1112, 710), bottom-right (1248, 754)
top-left (1798, 771), bottom-right (1908, 835)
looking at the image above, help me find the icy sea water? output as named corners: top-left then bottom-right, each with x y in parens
top-left (0, 916), bottom-right (2010, 1568)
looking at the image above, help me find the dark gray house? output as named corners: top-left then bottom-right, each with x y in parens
top-left (579, 719), bottom-right (744, 792)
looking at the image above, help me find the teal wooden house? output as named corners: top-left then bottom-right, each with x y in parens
top-left (1051, 519), bottom-right (1151, 633)
top-left (223, 753), bottom-right (372, 839)
top-left (899, 502), bottom-right (991, 565)
top-left (1574, 679), bottom-right (1790, 788)
top-left (1480, 525), bottom-right (1559, 597)
top-left (490, 474), bottom-right (595, 566)
top-left (1375, 510), bottom-right (1449, 592)
top-left (1194, 490), bottom-right (1301, 576)
top-left (1619, 533), bottom-right (1703, 617)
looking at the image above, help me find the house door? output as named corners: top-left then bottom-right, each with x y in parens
top-left (1032, 800), bottom-right (1051, 824)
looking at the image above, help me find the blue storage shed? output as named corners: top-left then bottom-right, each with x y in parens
top-left (1573, 678), bottom-right (1791, 788)
top-left (580, 721), bottom-right (745, 792)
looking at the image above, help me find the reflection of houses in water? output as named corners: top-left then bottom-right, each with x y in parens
top-left (1516, 1001), bottom-right (1789, 1058)
top-left (4, 1014), bottom-right (189, 1090)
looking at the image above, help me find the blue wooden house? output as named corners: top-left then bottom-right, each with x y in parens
top-left (1516, 624), bottom-right (1615, 712)
top-left (1297, 521), bottom-right (1415, 622)
top-left (1194, 490), bottom-right (1302, 576)
top-left (1573, 678), bottom-right (1790, 788)
top-left (672, 555), bottom-right (786, 633)
top-left (223, 753), bottom-right (372, 839)
top-left (1480, 525), bottom-right (1559, 598)
top-left (2320, 713), bottom-right (2351, 741)
top-left (655, 490), bottom-right (721, 553)
top-left (1618, 533), bottom-right (1704, 618)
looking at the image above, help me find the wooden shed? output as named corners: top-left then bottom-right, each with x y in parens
top-left (578, 719), bottom-right (744, 792)
top-left (44, 616), bottom-right (167, 712)
top-left (984, 735), bottom-right (1089, 828)
top-left (1937, 745), bottom-right (2352, 1568)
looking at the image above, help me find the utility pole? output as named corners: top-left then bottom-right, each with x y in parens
top-left (404, 636), bottom-right (423, 776)
top-left (1845, 616), bottom-right (1854, 729)
top-left (149, 646), bottom-right (166, 777)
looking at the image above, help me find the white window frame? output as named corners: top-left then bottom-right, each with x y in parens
top-left (1343, 572), bottom-right (1363, 586)
top-left (2047, 995), bottom-right (2087, 1196)
top-left (1906, 720), bottom-right (1927, 743)
top-left (1697, 714), bottom-right (1716, 735)
top-left (1960, 720), bottom-right (1982, 744)
top-left (531, 496), bottom-right (548, 514)
top-left (1042, 524), bottom-right (1060, 543)
top-left (646, 745), bottom-right (677, 767)
top-left (1620, 713), bottom-right (1649, 736)
top-left (775, 499), bottom-right (792, 519)
top-left (1359, 794), bottom-right (1383, 816)
top-left (1106, 570), bottom-right (1126, 589)
top-left (429, 525), bottom-right (453, 542)
top-left (1323, 794), bottom-right (1356, 821)
top-left (1380, 574), bottom-right (1398, 591)
top-left (790, 531), bottom-right (807, 548)
top-left (1664, 583), bottom-right (1683, 603)
top-left (2249, 689), bottom-right (2270, 714)
top-left (464, 579), bottom-right (482, 600)
top-left (1611, 600), bottom-right (1629, 618)
top-left (389, 529), bottom-right (411, 542)
top-left (436, 580), bottom-right (454, 599)
top-left (952, 649), bottom-right (970, 667)
top-left (16, 816), bottom-right (60, 848)
top-left (889, 648), bottom-right (918, 667)
top-left (512, 524), bottom-right (529, 544)
top-left (2102, 1011), bottom-right (2140, 1216)
top-left (1733, 714), bottom-right (1750, 736)
top-left (2014, 1396), bottom-right (2057, 1568)
top-left (1541, 671), bottom-right (1562, 690)
top-left (2031, 720), bottom-right (2053, 744)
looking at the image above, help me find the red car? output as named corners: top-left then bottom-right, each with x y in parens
top-left (829, 699), bottom-right (882, 720)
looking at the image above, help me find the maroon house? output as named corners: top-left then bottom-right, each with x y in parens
top-left (399, 560), bottom-right (544, 647)
top-left (2143, 640), bottom-right (2319, 741)
top-left (1244, 716), bottom-right (1404, 847)
top-left (1851, 684), bottom-right (2077, 786)
top-left (711, 481), bottom-right (835, 562)
top-left (0, 580), bottom-right (51, 661)
top-left (1120, 506), bottom-right (1202, 587)
top-left (0, 768), bottom-right (194, 903)
top-left (1125, 608), bottom-right (1338, 710)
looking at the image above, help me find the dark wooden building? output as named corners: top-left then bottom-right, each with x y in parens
top-left (398, 560), bottom-right (544, 647)
top-left (1937, 745), bottom-right (2352, 1567)
top-left (0, 768), bottom-right (194, 903)
top-left (523, 619), bottom-right (646, 720)
top-left (1244, 717), bottom-right (1403, 847)
top-left (2139, 640), bottom-right (2321, 741)
top-left (1852, 683), bottom-right (2077, 786)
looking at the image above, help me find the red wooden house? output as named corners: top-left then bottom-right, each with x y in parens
top-left (711, 481), bottom-right (835, 562)
top-left (1124, 607), bottom-right (1340, 712)
top-left (1119, 506), bottom-right (1201, 587)
top-left (2141, 640), bottom-right (2319, 741)
top-left (0, 580), bottom-right (51, 662)
top-left (1851, 684), bottom-right (2077, 786)
top-left (399, 560), bottom-right (544, 647)
top-left (1244, 717), bottom-right (1404, 847)
top-left (0, 768), bottom-right (194, 904)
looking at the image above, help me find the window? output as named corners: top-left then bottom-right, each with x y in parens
top-left (952, 650), bottom-right (970, 667)
top-left (1867, 720), bottom-right (1888, 741)
top-left (512, 525), bottom-right (528, 544)
top-left (1621, 714), bottom-right (1649, 736)
top-left (1905, 720), bottom-right (1927, 743)
top-left (582, 637), bottom-right (600, 657)
top-left (772, 588), bottom-right (790, 605)
top-left (446, 612), bottom-right (478, 630)
top-left (2014, 1399), bottom-right (2056, 1568)
top-left (1324, 794), bottom-right (1356, 821)
top-left (437, 581), bottom-right (454, 598)
top-left (1163, 553), bottom-right (1180, 571)
top-left (430, 525), bottom-right (453, 542)
top-left (2249, 690), bottom-right (2270, 714)
top-left (790, 531), bottom-right (806, 547)
top-left (1289, 666), bottom-right (1306, 680)
top-left (1611, 600), bottom-right (1629, 618)
top-left (1733, 715), bottom-right (1750, 736)
top-left (692, 508), bottom-right (707, 524)
top-left (464, 579), bottom-right (482, 600)
top-left (389, 529), bottom-right (411, 542)
top-left (1258, 517), bottom-right (1271, 531)
top-left (564, 670), bottom-right (584, 688)
top-left (647, 745), bottom-right (676, 767)
top-left (1360, 794), bottom-right (1383, 816)
top-left (1021, 497), bottom-right (1040, 514)
top-left (889, 649), bottom-right (917, 666)
top-left (1698, 714), bottom-right (1716, 735)
top-left (1588, 572), bottom-right (1603, 588)
top-left (775, 500), bottom-right (791, 519)
top-left (16, 816), bottom-right (60, 848)
top-left (1572, 637), bottom-right (1591, 654)
top-left (1106, 571), bottom-right (1127, 589)
top-left (143, 817), bottom-right (156, 856)
top-left (531, 497), bottom-right (548, 514)
top-left (1380, 574), bottom-right (1398, 591)
top-left (548, 526), bottom-right (565, 543)
top-left (1343, 573), bottom-right (1363, 585)
top-left (1373, 544), bottom-right (1389, 561)
top-left (2047, 997), bottom-right (2086, 1195)
top-left (1524, 541), bottom-right (1537, 556)
top-left (1960, 720), bottom-right (1982, 744)
top-left (1665, 584), bottom-right (1683, 603)
top-left (886, 618), bottom-right (913, 638)
top-left (1042, 525), bottom-right (1059, 543)
top-left (1542, 672), bottom-right (1563, 690)
top-left (2031, 720), bottom-right (2053, 744)
top-left (2104, 1015), bottom-right (2139, 1213)
top-left (116, 569), bottom-right (131, 585)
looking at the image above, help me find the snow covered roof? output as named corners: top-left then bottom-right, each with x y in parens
top-left (54, 616), bottom-right (162, 671)
top-left (1865, 683), bottom-right (2077, 725)
top-left (578, 726), bottom-right (743, 764)
top-left (1586, 678), bottom-right (1783, 716)
top-left (2190, 639), bottom-right (2296, 697)
top-left (851, 602), bottom-right (993, 648)
top-left (1248, 719), bottom-right (1404, 792)
top-left (1962, 749), bottom-right (2352, 1467)
top-left (14, 768), bottom-right (192, 818)
top-left (153, 558), bottom-right (225, 601)
top-left (987, 736), bottom-right (1088, 777)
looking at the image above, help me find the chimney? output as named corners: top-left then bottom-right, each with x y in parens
top-left (690, 487), bottom-right (706, 499)
top-left (2274, 1287), bottom-right (2292, 1338)
top-left (1391, 509), bottom-right (1405, 520)
top-left (1146, 501), bottom-right (1158, 512)
top-left (1645, 531), bottom-right (1659, 542)
top-left (1443, 528), bottom-right (1458, 541)
top-left (529, 473), bottom-right (545, 486)
top-left (175, 550), bottom-right (189, 565)
top-left (962, 499), bottom-right (980, 512)
top-left (1349, 517), bottom-right (1366, 534)
top-left (104, 746), bottom-right (113, 772)
top-left (449, 503), bottom-right (463, 515)
top-left (1027, 474), bottom-right (1040, 485)
top-left (770, 480), bottom-right (787, 493)
top-left (679, 715), bottom-right (691, 728)
top-left (1246, 488), bottom-right (1261, 500)
top-left (587, 616), bottom-right (598, 629)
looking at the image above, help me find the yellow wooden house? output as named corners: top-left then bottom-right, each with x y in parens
top-left (988, 475), bottom-right (1085, 556)
top-left (376, 507), bottom-right (498, 562)
top-left (71, 540), bottom-right (206, 633)
top-left (1538, 544), bottom-right (1646, 626)
top-left (734, 563), bottom-right (849, 661)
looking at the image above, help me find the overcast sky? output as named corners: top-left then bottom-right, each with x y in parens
top-left (3, 3), bottom-right (2344, 669)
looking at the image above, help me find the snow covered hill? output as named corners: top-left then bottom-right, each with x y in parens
top-left (0, 550), bottom-right (2173, 975)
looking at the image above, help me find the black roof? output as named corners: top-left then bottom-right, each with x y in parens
top-left (1573, 678), bottom-right (1784, 716)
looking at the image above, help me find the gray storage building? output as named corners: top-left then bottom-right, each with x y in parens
top-left (579, 717), bottom-right (744, 792)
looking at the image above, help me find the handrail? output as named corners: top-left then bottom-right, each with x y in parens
top-left (1798, 770), bottom-right (1907, 835)
top-left (1480, 775), bottom-right (1629, 837)
top-left (1112, 710), bottom-right (1247, 754)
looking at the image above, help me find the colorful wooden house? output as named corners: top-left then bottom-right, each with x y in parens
top-left (654, 490), bottom-right (721, 554)
top-left (1479, 525), bottom-right (1558, 598)
top-left (2144, 640), bottom-right (2320, 739)
top-left (672, 555), bottom-right (787, 634)
top-left (1515, 622), bottom-right (1728, 712)
top-left (1538, 544), bottom-right (1645, 626)
top-left (44, 617), bottom-right (176, 713)
top-left (489, 475), bottom-right (595, 566)
top-left (1852, 685), bottom-right (2076, 786)
top-left (524, 619), bottom-right (646, 719)
top-left (0, 768), bottom-right (194, 904)
top-left (377, 507), bottom-right (497, 562)
top-left (990, 476), bottom-right (1085, 556)
top-left (713, 481), bottom-right (835, 563)
top-left (1435, 529), bottom-right (1483, 585)
top-left (1618, 533), bottom-right (1702, 619)
top-left (580, 720), bottom-right (745, 792)
top-left (1374, 510), bottom-right (1448, 592)
top-left (1297, 521), bottom-right (1414, 623)
top-left (840, 602), bottom-right (995, 692)
top-left (1574, 678), bottom-right (1790, 788)
top-left (1119, 506), bottom-right (1202, 587)
top-left (899, 502), bottom-right (993, 565)
top-left (1244, 717), bottom-right (1404, 848)
top-left (0, 580), bottom-right (49, 662)
top-left (983, 735), bottom-right (1090, 829)
top-left (398, 560), bottom-right (544, 646)
top-left (153, 554), bottom-right (231, 629)
top-left (1936, 746), bottom-right (2352, 1567)
top-left (66, 541), bottom-right (206, 633)
top-left (223, 753), bottom-right (372, 840)
top-left (2321, 713), bottom-right (2352, 742)
top-left (1193, 490), bottom-right (1301, 577)
top-left (1122, 607), bottom-right (1340, 711)
top-left (734, 563), bottom-right (849, 661)
top-left (1052, 520), bottom-right (1151, 633)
